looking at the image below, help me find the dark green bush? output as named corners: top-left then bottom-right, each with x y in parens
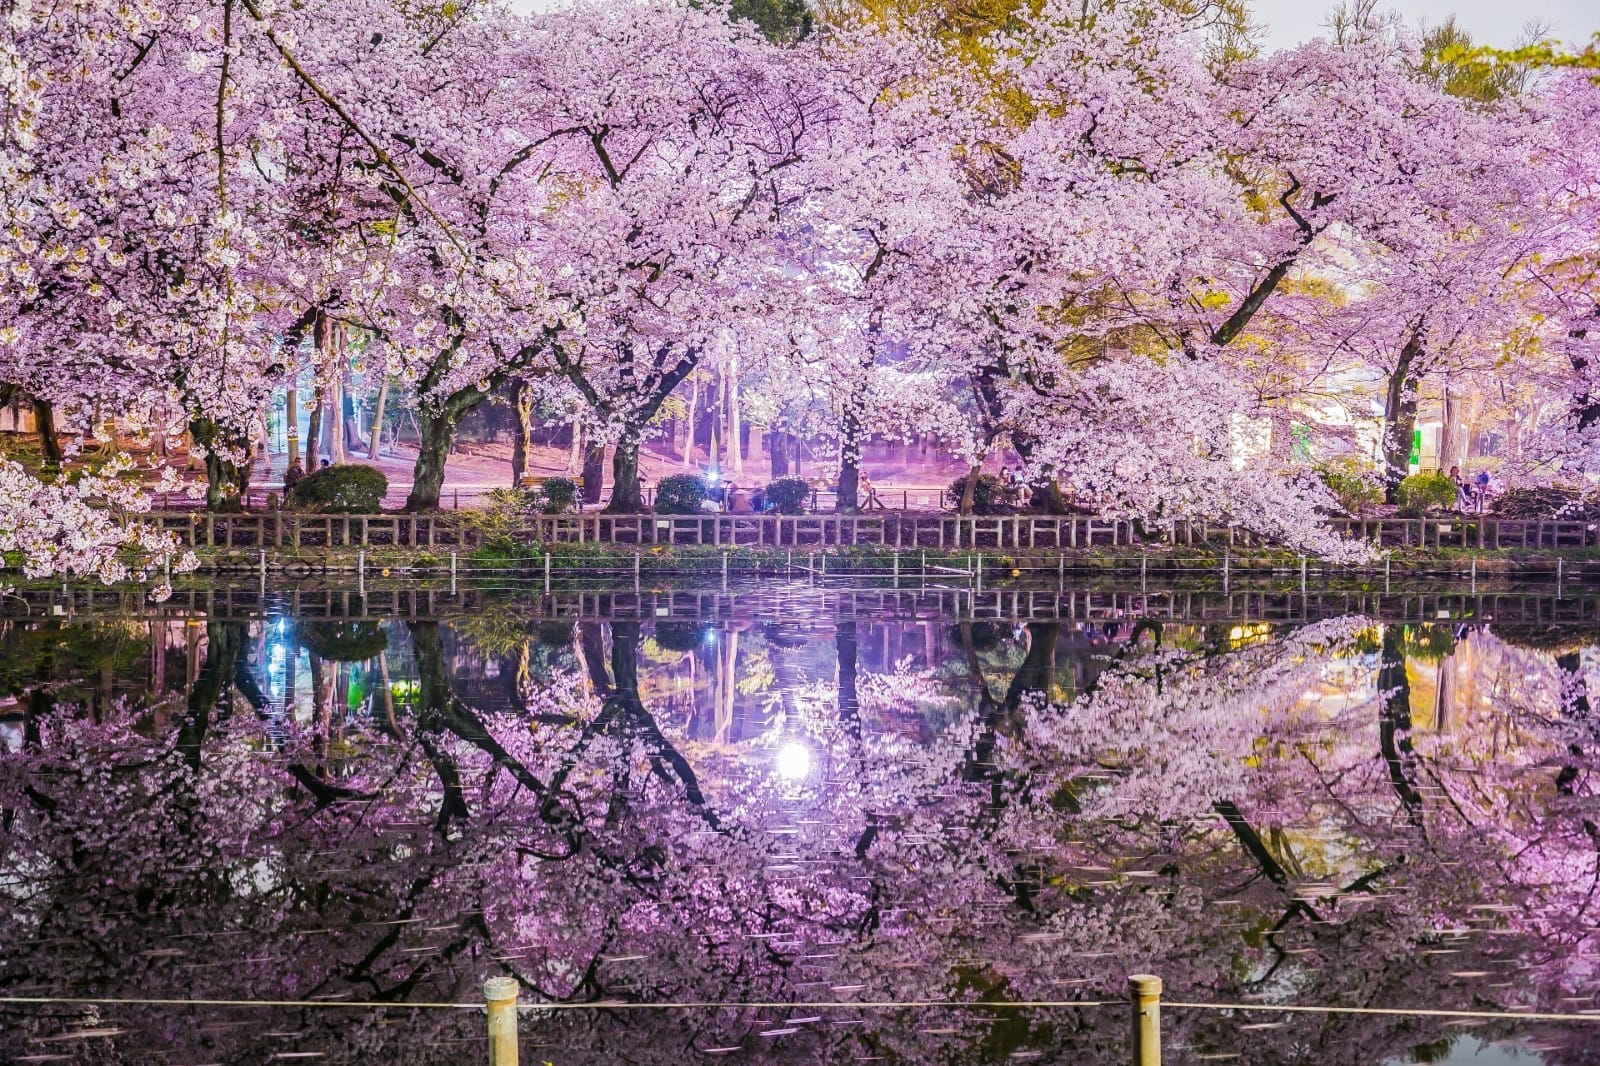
top-left (538, 476), bottom-right (579, 514)
top-left (298, 621), bottom-right (388, 662)
top-left (290, 463), bottom-right (388, 513)
top-left (764, 477), bottom-right (811, 514)
top-left (1492, 485), bottom-right (1593, 519)
top-left (947, 473), bottom-right (1009, 515)
top-left (1395, 471), bottom-right (1458, 517)
top-left (1316, 461), bottom-right (1383, 515)
top-left (656, 473), bottom-right (707, 515)
top-left (654, 620), bottom-right (710, 651)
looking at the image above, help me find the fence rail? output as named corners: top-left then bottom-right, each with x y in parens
top-left (146, 511), bottom-right (1600, 553)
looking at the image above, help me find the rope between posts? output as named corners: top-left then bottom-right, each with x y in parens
top-left (1162, 1001), bottom-right (1600, 1023)
top-left (6, 995), bottom-right (1600, 1024)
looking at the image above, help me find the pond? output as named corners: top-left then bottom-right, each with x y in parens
top-left (2, 579), bottom-right (1599, 1064)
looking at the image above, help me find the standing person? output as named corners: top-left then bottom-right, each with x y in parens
top-left (283, 458), bottom-right (305, 499)
top-left (1473, 469), bottom-right (1491, 512)
top-left (1447, 465), bottom-right (1469, 511)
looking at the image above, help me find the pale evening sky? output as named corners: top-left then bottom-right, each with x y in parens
top-left (506, 0), bottom-right (1599, 49)
top-left (1250, 0), bottom-right (1600, 50)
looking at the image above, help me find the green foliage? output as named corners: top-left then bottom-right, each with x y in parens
top-left (656, 473), bottom-right (708, 515)
top-left (298, 621), bottom-right (388, 662)
top-left (290, 463), bottom-right (388, 513)
top-left (536, 476), bottom-right (578, 514)
top-left (727, 0), bottom-right (811, 42)
top-left (947, 473), bottom-right (1009, 515)
top-left (1317, 460), bottom-right (1383, 515)
top-left (763, 477), bottom-right (811, 514)
top-left (1395, 472), bottom-right (1459, 517)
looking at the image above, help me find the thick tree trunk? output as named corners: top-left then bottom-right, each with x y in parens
top-left (770, 430), bottom-right (788, 478)
top-left (682, 376), bottom-right (699, 470)
top-left (1014, 436), bottom-right (1067, 514)
top-left (1378, 626), bottom-right (1423, 814)
top-left (581, 441), bottom-right (606, 505)
top-left (304, 389), bottom-right (323, 471)
top-left (330, 374), bottom-right (347, 464)
top-left (510, 379), bottom-right (535, 487)
top-left (567, 420), bottom-right (582, 473)
top-left (367, 380), bottom-right (387, 460)
top-left (835, 407), bottom-right (861, 513)
top-left (407, 410), bottom-right (453, 511)
top-left (728, 358), bottom-right (743, 475)
top-left (33, 399), bottom-right (61, 467)
top-left (606, 436), bottom-right (643, 513)
top-left (1440, 385), bottom-right (1466, 471)
top-left (190, 416), bottom-right (248, 512)
top-left (959, 463), bottom-right (981, 514)
top-left (1382, 332), bottom-right (1424, 504)
top-left (837, 620), bottom-right (859, 725)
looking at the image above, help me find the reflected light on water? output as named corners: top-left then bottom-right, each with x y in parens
top-left (775, 741), bottom-right (812, 781)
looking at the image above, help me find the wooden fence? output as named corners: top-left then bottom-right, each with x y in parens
top-left (145, 511), bottom-right (1600, 553)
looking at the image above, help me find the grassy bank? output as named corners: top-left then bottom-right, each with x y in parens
top-left (180, 541), bottom-right (1595, 586)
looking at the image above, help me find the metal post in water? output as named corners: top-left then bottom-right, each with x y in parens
top-left (1222, 553), bottom-right (1230, 595)
top-left (721, 550), bottom-right (729, 591)
top-left (634, 551), bottom-right (641, 593)
top-left (893, 551), bottom-right (900, 587)
top-left (1058, 553), bottom-right (1065, 590)
top-left (358, 550), bottom-right (365, 596)
top-left (1140, 548), bottom-right (1147, 593)
top-left (1300, 555), bottom-right (1307, 595)
top-left (1129, 974), bottom-right (1162, 1066)
top-left (259, 550), bottom-right (267, 594)
top-left (974, 554), bottom-right (982, 592)
top-left (484, 977), bottom-right (519, 1066)
top-left (1470, 555), bottom-right (1477, 594)
top-left (544, 552), bottom-right (552, 594)
top-left (451, 552), bottom-right (458, 596)
top-left (1384, 556), bottom-right (1391, 595)
top-left (1559, 557), bottom-right (1565, 598)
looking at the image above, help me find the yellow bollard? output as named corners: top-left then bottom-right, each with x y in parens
top-left (1129, 973), bottom-right (1162, 1066)
top-left (485, 976), bottom-right (519, 1066)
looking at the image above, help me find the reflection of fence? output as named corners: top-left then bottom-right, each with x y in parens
top-left (14, 582), bottom-right (1600, 629)
top-left (145, 511), bottom-right (1600, 552)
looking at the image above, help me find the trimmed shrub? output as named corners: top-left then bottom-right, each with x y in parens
top-left (290, 463), bottom-right (387, 513)
top-left (537, 476), bottom-right (579, 514)
top-left (656, 473), bottom-right (708, 514)
top-left (1316, 461), bottom-right (1383, 515)
top-left (1492, 485), bottom-right (1592, 520)
top-left (764, 477), bottom-right (811, 514)
top-left (1394, 471), bottom-right (1458, 517)
top-left (946, 472), bottom-right (1009, 515)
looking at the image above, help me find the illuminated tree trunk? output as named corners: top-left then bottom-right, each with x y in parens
top-left (367, 379), bottom-right (387, 460)
top-left (510, 379), bottom-right (535, 487)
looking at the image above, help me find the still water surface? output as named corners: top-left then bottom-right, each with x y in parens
top-left (2, 580), bottom-right (1599, 1064)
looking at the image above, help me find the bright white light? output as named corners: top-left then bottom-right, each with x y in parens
top-left (775, 741), bottom-right (812, 781)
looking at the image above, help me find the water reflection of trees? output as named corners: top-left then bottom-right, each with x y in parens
top-left (0, 603), bottom-right (1598, 1062)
